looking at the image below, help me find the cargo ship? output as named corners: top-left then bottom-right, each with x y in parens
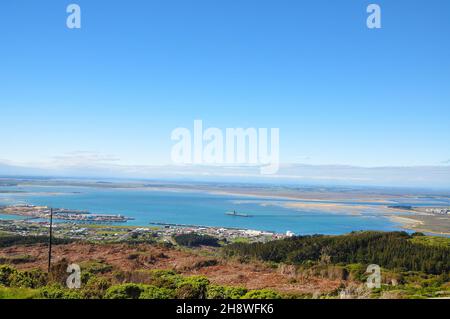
top-left (225, 210), bottom-right (253, 217)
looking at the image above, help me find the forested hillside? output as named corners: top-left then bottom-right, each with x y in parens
top-left (224, 232), bottom-right (450, 274)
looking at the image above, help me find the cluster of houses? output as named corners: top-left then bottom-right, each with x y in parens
top-left (154, 225), bottom-right (284, 242)
top-left (3, 204), bottom-right (132, 223)
top-left (425, 208), bottom-right (450, 215)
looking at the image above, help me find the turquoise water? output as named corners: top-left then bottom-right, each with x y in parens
top-left (1, 185), bottom-right (447, 235)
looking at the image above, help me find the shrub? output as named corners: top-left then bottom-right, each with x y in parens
top-left (9, 269), bottom-right (47, 289)
top-left (208, 285), bottom-right (248, 299)
top-left (241, 289), bottom-right (282, 299)
top-left (148, 269), bottom-right (183, 289)
top-left (48, 258), bottom-right (70, 285)
top-left (139, 286), bottom-right (175, 299)
top-left (104, 283), bottom-right (146, 299)
top-left (175, 276), bottom-right (210, 299)
top-left (207, 285), bottom-right (226, 299)
top-left (0, 265), bottom-right (17, 286)
top-left (39, 284), bottom-right (66, 299)
top-left (81, 277), bottom-right (111, 299)
top-left (224, 286), bottom-right (248, 299)
top-left (39, 284), bottom-right (82, 299)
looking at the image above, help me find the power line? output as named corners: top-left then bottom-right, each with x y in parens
top-left (48, 207), bottom-right (53, 273)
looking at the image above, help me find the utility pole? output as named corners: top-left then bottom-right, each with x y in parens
top-left (48, 208), bottom-right (53, 273)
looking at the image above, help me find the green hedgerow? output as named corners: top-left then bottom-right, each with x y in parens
top-left (104, 283), bottom-right (146, 299)
top-left (175, 276), bottom-right (210, 299)
top-left (207, 285), bottom-right (248, 299)
top-left (139, 286), bottom-right (175, 299)
top-left (81, 277), bottom-right (112, 299)
top-left (39, 284), bottom-right (82, 299)
top-left (241, 289), bottom-right (282, 299)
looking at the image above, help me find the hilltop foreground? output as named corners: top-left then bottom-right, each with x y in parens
top-left (0, 231), bottom-right (449, 299)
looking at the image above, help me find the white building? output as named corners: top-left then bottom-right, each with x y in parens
top-left (286, 230), bottom-right (295, 237)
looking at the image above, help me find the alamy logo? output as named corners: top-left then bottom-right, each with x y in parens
top-left (66, 264), bottom-right (81, 289)
top-left (66, 4), bottom-right (81, 29)
top-left (171, 120), bottom-right (280, 175)
top-left (366, 264), bottom-right (381, 289)
top-left (65, 4), bottom-right (379, 31)
top-left (367, 4), bottom-right (382, 29)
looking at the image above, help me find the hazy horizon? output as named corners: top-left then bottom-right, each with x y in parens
top-left (1, 160), bottom-right (450, 190)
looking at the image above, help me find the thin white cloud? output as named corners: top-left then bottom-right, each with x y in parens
top-left (50, 151), bottom-right (121, 167)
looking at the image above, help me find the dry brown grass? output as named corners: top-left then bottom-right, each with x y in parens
top-left (0, 242), bottom-right (343, 294)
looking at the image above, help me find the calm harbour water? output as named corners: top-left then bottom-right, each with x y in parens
top-left (1, 185), bottom-right (449, 235)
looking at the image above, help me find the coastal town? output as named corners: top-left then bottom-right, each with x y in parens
top-left (0, 219), bottom-right (286, 244)
top-left (424, 208), bottom-right (450, 215)
top-left (0, 204), bottom-right (133, 223)
top-left (0, 204), bottom-right (288, 244)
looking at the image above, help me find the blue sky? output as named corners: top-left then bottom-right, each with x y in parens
top-left (1, 0), bottom-right (450, 171)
